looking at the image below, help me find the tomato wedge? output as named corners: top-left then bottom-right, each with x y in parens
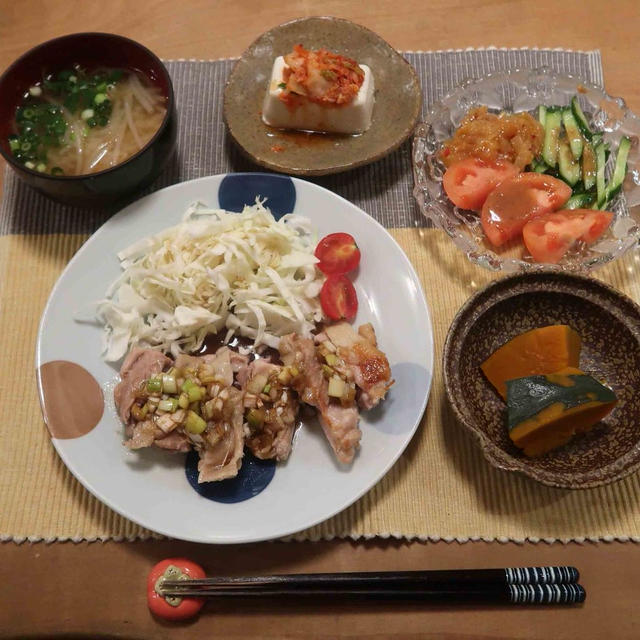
top-left (481, 173), bottom-right (572, 247)
top-left (315, 233), bottom-right (361, 274)
top-left (442, 157), bottom-right (519, 211)
top-left (147, 558), bottom-right (206, 621)
top-left (320, 275), bottom-right (358, 321)
top-left (523, 208), bottom-right (614, 263)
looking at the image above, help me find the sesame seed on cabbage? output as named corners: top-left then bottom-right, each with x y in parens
top-left (97, 199), bottom-right (324, 361)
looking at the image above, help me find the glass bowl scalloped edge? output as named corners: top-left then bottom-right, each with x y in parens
top-left (412, 67), bottom-right (640, 273)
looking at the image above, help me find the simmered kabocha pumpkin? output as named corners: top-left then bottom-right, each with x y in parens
top-left (506, 367), bottom-right (617, 456)
top-left (481, 325), bottom-right (581, 399)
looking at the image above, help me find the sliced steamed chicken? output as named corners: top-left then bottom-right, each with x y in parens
top-left (319, 322), bottom-right (394, 410)
top-left (279, 333), bottom-right (361, 464)
top-left (114, 348), bottom-right (171, 423)
top-left (179, 348), bottom-right (248, 483)
top-left (114, 348), bottom-right (190, 452)
top-left (196, 385), bottom-right (245, 483)
top-left (114, 346), bottom-right (248, 482)
top-left (114, 326), bottom-right (393, 475)
top-left (240, 358), bottom-right (299, 462)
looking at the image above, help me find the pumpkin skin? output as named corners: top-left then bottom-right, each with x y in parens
top-left (506, 367), bottom-right (617, 457)
top-left (481, 325), bottom-right (581, 399)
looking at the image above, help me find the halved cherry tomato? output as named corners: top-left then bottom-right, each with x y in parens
top-left (442, 157), bottom-right (519, 211)
top-left (481, 173), bottom-right (572, 247)
top-left (315, 233), bottom-right (361, 274)
top-left (522, 208), bottom-right (614, 263)
top-left (147, 558), bottom-right (206, 621)
top-left (320, 275), bottom-right (358, 320)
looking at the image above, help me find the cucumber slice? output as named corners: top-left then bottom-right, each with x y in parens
top-left (538, 105), bottom-right (547, 127)
top-left (594, 142), bottom-right (607, 208)
top-left (582, 141), bottom-right (597, 191)
top-left (565, 192), bottom-right (595, 209)
top-left (571, 96), bottom-right (593, 140)
top-left (562, 108), bottom-right (583, 159)
top-left (605, 136), bottom-right (632, 201)
top-left (542, 108), bottom-right (562, 168)
top-left (591, 133), bottom-right (611, 161)
top-left (530, 157), bottom-right (549, 173)
top-left (557, 137), bottom-right (581, 186)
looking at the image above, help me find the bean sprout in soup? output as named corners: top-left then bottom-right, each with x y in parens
top-left (8, 66), bottom-right (167, 176)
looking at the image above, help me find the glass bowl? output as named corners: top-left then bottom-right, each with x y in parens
top-left (412, 67), bottom-right (640, 272)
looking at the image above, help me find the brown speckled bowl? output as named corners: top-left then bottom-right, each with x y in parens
top-left (223, 16), bottom-right (422, 176)
top-left (443, 272), bottom-right (640, 489)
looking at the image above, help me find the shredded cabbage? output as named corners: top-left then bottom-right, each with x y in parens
top-left (97, 199), bottom-right (325, 361)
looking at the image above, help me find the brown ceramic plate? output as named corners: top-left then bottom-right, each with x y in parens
top-left (223, 16), bottom-right (422, 176)
top-left (443, 272), bottom-right (640, 489)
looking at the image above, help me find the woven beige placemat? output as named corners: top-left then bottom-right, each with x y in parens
top-left (3, 50), bottom-right (639, 543)
top-left (1, 229), bottom-right (640, 543)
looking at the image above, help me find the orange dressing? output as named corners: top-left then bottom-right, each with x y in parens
top-left (440, 106), bottom-right (544, 170)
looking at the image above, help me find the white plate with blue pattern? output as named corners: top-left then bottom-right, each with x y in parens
top-left (36, 173), bottom-right (433, 543)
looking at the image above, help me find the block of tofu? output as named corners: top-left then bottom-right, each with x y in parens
top-left (261, 56), bottom-right (375, 134)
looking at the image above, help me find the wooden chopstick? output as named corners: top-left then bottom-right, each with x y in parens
top-left (160, 567), bottom-right (585, 605)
